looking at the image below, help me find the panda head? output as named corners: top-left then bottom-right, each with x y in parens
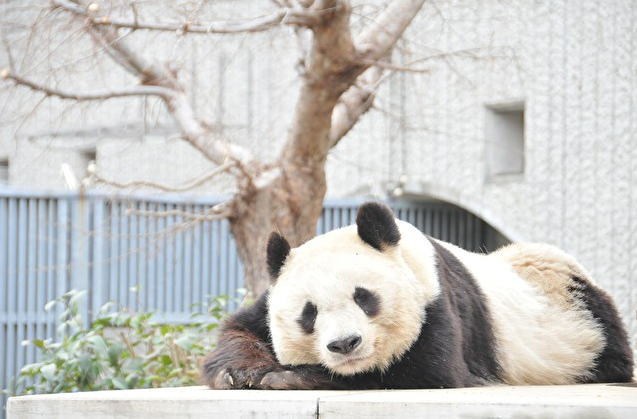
top-left (266, 202), bottom-right (436, 376)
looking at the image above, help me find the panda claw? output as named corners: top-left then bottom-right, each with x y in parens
top-left (224, 372), bottom-right (234, 387)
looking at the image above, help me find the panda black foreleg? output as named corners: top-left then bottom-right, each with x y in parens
top-left (201, 291), bottom-right (280, 389)
top-left (202, 330), bottom-right (346, 390)
top-left (201, 296), bottom-right (280, 389)
top-left (202, 292), bottom-right (350, 390)
top-left (202, 327), bottom-right (280, 389)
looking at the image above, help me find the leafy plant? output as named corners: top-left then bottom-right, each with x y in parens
top-left (10, 289), bottom-right (231, 395)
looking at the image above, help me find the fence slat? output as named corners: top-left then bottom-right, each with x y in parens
top-left (0, 197), bottom-right (7, 391)
top-left (6, 198), bottom-right (18, 388)
top-left (17, 198), bottom-right (28, 374)
top-left (155, 202), bottom-right (166, 312)
top-left (91, 199), bottom-right (105, 315)
top-left (35, 200), bottom-right (47, 354)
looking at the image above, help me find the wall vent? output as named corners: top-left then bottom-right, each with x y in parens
top-left (485, 102), bottom-right (525, 180)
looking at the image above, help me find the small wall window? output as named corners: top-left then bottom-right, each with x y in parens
top-left (0, 158), bottom-right (9, 184)
top-left (485, 102), bottom-right (525, 180)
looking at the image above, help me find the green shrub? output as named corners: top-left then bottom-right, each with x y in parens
top-left (11, 289), bottom-right (230, 395)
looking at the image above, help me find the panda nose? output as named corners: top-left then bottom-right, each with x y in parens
top-left (327, 335), bottom-right (362, 354)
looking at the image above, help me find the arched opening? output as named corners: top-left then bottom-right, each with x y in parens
top-left (319, 199), bottom-right (510, 253)
top-left (389, 199), bottom-right (510, 253)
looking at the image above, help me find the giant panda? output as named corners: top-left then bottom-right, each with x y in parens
top-left (202, 202), bottom-right (634, 389)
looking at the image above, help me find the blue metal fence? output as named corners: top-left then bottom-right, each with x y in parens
top-left (0, 191), bottom-right (506, 418)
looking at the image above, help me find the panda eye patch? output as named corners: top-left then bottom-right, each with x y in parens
top-left (353, 287), bottom-right (380, 317)
top-left (297, 301), bottom-right (318, 334)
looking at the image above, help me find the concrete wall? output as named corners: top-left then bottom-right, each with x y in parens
top-left (1, 1), bottom-right (636, 347)
top-left (327, 0), bottom-right (637, 348)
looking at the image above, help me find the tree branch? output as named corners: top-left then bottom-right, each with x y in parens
top-left (52, 0), bottom-right (320, 33)
top-left (51, 1), bottom-right (255, 167)
top-left (281, 0), bottom-right (357, 169)
top-left (355, 0), bottom-right (426, 61)
top-left (280, 0), bottom-right (426, 168)
top-left (327, 0), bottom-right (427, 148)
top-left (124, 206), bottom-right (233, 222)
top-left (329, 65), bottom-right (381, 147)
top-left (90, 161), bottom-right (235, 193)
top-left (165, 91), bottom-right (254, 165)
top-left (1, 68), bottom-right (174, 100)
top-left (357, 57), bottom-right (430, 74)
top-left (85, 24), bottom-right (172, 86)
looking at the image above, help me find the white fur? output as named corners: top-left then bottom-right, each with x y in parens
top-left (437, 240), bottom-right (605, 384)
top-left (268, 220), bottom-right (440, 375)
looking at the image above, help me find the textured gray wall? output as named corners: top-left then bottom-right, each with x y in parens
top-left (326, 0), bottom-right (637, 348)
top-left (1, 1), bottom-right (636, 351)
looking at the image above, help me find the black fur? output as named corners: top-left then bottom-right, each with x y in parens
top-left (215, 291), bottom-right (271, 345)
top-left (267, 232), bottom-right (290, 281)
top-left (201, 292), bottom-right (276, 388)
top-left (568, 276), bottom-right (634, 383)
top-left (356, 202), bottom-right (401, 250)
top-left (353, 287), bottom-right (381, 317)
top-left (426, 239), bottom-right (501, 384)
top-left (297, 302), bottom-right (318, 334)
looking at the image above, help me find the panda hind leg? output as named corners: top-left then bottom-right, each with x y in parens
top-left (569, 276), bottom-right (634, 383)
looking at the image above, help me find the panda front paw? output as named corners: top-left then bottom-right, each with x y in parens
top-left (259, 370), bottom-right (312, 390)
top-left (209, 367), bottom-right (334, 390)
top-left (262, 367), bottom-right (350, 390)
top-left (208, 367), bottom-right (275, 389)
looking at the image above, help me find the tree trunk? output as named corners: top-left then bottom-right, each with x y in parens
top-left (229, 164), bottom-right (327, 298)
top-left (229, 1), bottom-right (360, 297)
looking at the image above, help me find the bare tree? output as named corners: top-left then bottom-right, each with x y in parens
top-left (1, 0), bottom-right (426, 297)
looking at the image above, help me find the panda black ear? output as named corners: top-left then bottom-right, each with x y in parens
top-left (356, 202), bottom-right (401, 251)
top-left (267, 232), bottom-right (291, 282)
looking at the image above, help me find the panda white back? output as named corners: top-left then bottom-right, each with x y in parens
top-left (437, 241), bottom-right (606, 384)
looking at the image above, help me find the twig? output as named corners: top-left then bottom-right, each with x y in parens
top-left (90, 161), bottom-right (235, 193)
top-left (52, 0), bottom-right (320, 33)
top-left (357, 58), bottom-right (430, 74)
top-left (1, 68), bottom-right (174, 100)
top-left (124, 205), bottom-right (232, 222)
top-left (77, 7), bottom-right (254, 166)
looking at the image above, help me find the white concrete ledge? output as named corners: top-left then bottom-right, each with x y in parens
top-left (7, 383), bottom-right (637, 419)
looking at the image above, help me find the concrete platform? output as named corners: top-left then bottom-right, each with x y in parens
top-left (7, 383), bottom-right (637, 419)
